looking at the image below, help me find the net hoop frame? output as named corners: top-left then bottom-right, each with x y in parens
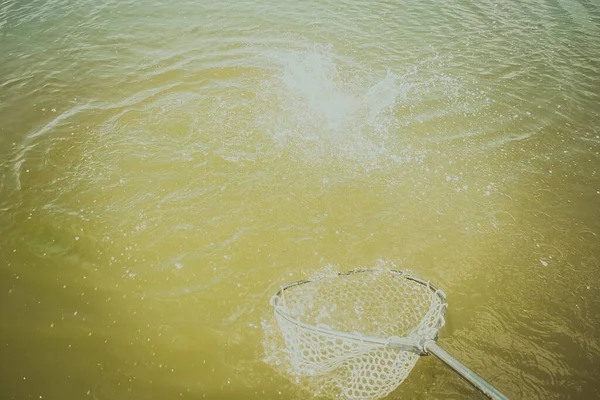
top-left (270, 268), bottom-right (448, 355)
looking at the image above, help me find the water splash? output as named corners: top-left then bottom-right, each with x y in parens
top-left (265, 46), bottom-right (413, 171)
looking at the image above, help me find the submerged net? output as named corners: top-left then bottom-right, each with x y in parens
top-left (270, 268), bottom-right (447, 399)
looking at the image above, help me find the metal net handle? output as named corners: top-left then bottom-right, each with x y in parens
top-left (270, 270), bottom-right (511, 399)
top-left (423, 341), bottom-right (510, 400)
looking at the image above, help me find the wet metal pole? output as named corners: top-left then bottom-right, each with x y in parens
top-left (423, 341), bottom-right (510, 400)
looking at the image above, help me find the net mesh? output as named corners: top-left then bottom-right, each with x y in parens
top-left (271, 268), bottom-right (446, 399)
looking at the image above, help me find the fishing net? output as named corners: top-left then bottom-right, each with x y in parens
top-left (270, 268), bottom-right (447, 399)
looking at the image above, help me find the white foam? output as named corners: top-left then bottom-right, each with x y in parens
top-left (266, 46), bottom-right (415, 171)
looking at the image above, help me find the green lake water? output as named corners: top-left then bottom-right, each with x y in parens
top-left (1, 0), bottom-right (600, 398)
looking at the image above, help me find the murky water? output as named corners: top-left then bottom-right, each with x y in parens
top-left (1, 0), bottom-right (600, 398)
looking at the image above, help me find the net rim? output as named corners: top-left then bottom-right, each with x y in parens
top-left (270, 268), bottom-right (448, 354)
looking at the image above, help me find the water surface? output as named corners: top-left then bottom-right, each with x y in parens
top-left (1, 0), bottom-right (600, 399)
